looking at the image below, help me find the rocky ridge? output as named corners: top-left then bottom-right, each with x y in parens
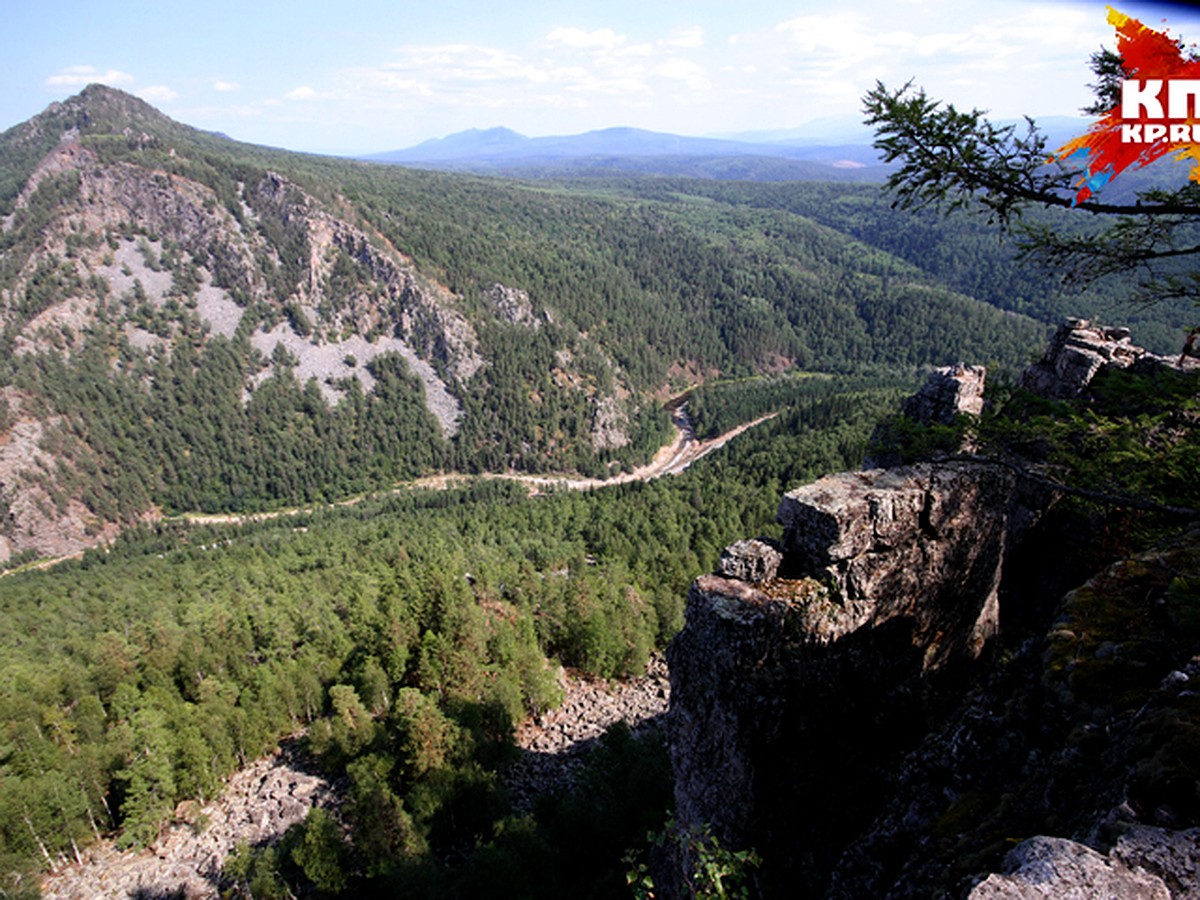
top-left (0, 93), bottom-right (639, 563)
top-left (8, 140), bottom-right (484, 412)
top-left (665, 321), bottom-right (1200, 897)
top-left (1019, 317), bottom-right (1160, 398)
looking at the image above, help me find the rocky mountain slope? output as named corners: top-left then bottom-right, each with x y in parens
top-left (40, 740), bottom-right (333, 900)
top-left (7, 85), bottom-right (1113, 567)
top-left (0, 87), bottom-right (653, 562)
top-left (665, 322), bottom-right (1200, 897)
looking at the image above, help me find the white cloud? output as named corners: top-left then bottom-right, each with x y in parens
top-left (137, 85), bottom-right (178, 103)
top-left (363, 43), bottom-right (552, 95)
top-left (703, 1), bottom-right (1127, 123)
top-left (664, 27), bottom-right (704, 49)
top-left (284, 85), bottom-right (335, 101)
top-left (654, 58), bottom-right (710, 92)
top-left (545, 27), bottom-right (628, 53)
top-left (619, 42), bottom-right (656, 58)
top-left (213, 80), bottom-right (240, 92)
top-left (45, 66), bottom-right (134, 89)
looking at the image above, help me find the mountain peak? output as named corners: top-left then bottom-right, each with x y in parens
top-left (46, 84), bottom-right (170, 132)
top-left (371, 126), bottom-right (531, 162)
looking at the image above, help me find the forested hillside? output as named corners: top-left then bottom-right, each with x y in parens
top-left (514, 175), bottom-right (1197, 355)
top-left (1, 82), bottom-right (1196, 898)
top-left (0, 378), bottom-right (901, 896)
top-left (0, 85), bottom-right (1066, 564)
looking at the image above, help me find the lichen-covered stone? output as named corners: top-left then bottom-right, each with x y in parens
top-left (969, 836), bottom-right (1170, 899)
top-left (775, 461), bottom-right (1023, 661)
top-left (716, 538), bottom-right (783, 584)
top-left (902, 363), bottom-right (987, 425)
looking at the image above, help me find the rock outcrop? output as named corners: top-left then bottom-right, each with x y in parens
top-left (664, 324), bottom-right (1200, 898)
top-left (716, 538), bottom-right (782, 584)
top-left (667, 457), bottom-right (1039, 895)
top-left (484, 282), bottom-right (542, 330)
top-left (902, 363), bottom-right (987, 424)
top-left (969, 835), bottom-right (1173, 899)
top-left (775, 462), bottom-right (1025, 661)
top-left (1019, 317), bottom-right (1188, 399)
top-left (968, 827), bottom-right (1200, 899)
top-left (864, 362), bottom-right (986, 467)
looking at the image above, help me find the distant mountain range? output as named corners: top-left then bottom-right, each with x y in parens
top-left (369, 124), bottom-right (877, 162)
top-left (363, 124), bottom-right (893, 181)
top-left (361, 115), bottom-right (1096, 182)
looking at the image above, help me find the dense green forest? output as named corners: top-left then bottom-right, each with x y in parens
top-left (511, 175), bottom-right (1197, 356)
top-left (1, 86), bottom-right (1196, 897)
top-left (0, 378), bottom-right (901, 897)
top-left (0, 87), bottom-right (1067, 534)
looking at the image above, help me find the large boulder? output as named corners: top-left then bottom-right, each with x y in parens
top-left (902, 363), bottom-right (987, 425)
top-left (970, 835), bottom-right (1171, 899)
top-left (1019, 318), bottom-right (1175, 399)
top-left (775, 461), bottom-right (1022, 660)
top-left (716, 538), bottom-right (783, 584)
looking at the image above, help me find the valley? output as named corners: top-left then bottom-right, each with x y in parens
top-left (174, 400), bottom-right (777, 529)
top-left (0, 84), bottom-right (1198, 899)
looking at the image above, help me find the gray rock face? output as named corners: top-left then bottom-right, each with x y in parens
top-left (902, 363), bottom-right (987, 425)
top-left (484, 282), bottom-right (541, 329)
top-left (0, 145), bottom-right (489, 561)
top-left (665, 575), bottom-right (795, 864)
top-left (666, 459), bottom-right (1043, 896)
top-left (716, 538), bottom-right (783, 584)
top-left (1019, 318), bottom-right (1169, 399)
top-left (970, 836), bottom-right (1171, 899)
top-left (776, 462), bottom-right (1020, 661)
top-left (1114, 827), bottom-right (1200, 899)
top-left (590, 393), bottom-right (631, 451)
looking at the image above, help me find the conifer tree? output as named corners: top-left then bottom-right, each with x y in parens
top-left (863, 41), bottom-right (1200, 309)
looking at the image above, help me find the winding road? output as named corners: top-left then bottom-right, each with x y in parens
top-left (4, 404), bottom-right (777, 571)
top-left (179, 404), bottom-right (777, 526)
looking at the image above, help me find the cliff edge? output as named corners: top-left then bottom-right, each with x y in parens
top-left (665, 321), bottom-right (1200, 897)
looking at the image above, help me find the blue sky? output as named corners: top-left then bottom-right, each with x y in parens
top-left (3, 0), bottom-right (1199, 155)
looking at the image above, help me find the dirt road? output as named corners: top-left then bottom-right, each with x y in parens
top-left (4, 406), bottom-right (777, 570)
top-left (178, 405), bottom-right (777, 525)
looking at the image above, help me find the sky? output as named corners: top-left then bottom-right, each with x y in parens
top-left (3, 0), bottom-right (1200, 156)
